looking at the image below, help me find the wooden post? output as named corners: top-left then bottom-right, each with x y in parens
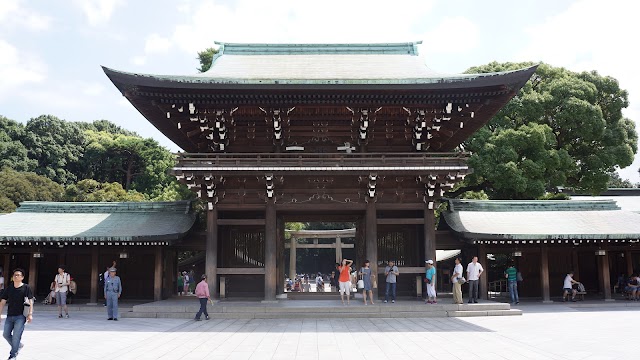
top-left (89, 247), bottom-right (98, 304)
top-left (28, 253), bottom-right (37, 292)
top-left (540, 245), bottom-right (551, 302)
top-left (206, 207), bottom-right (218, 299)
top-left (365, 200), bottom-right (378, 297)
top-left (153, 246), bottom-right (163, 301)
top-left (335, 237), bottom-right (342, 264)
top-left (289, 237), bottom-right (297, 278)
top-left (264, 201), bottom-right (277, 301)
top-left (163, 249), bottom-right (176, 298)
top-left (626, 250), bottom-right (633, 276)
top-left (572, 250), bottom-right (580, 280)
top-left (424, 203), bottom-right (436, 264)
top-left (600, 251), bottom-right (613, 301)
top-left (3, 253), bottom-right (10, 291)
top-left (478, 245), bottom-right (488, 300)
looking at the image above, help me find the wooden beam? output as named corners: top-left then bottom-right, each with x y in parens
top-left (366, 200), bottom-right (378, 297)
top-left (28, 253), bottom-right (37, 293)
top-left (264, 201), bottom-right (277, 301)
top-left (217, 268), bottom-right (266, 275)
top-left (478, 245), bottom-right (488, 300)
top-left (206, 208), bottom-right (219, 299)
top-left (289, 237), bottom-right (297, 277)
top-left (284, 243), bottom-right (354, 249)
top-left (626, 250), bottom-right (633, 276)
top-left (89, 247), bottom-right (98, 304)
top-left (153, 246), bottom-right (162, 301)
top-left (217, 219), bottom-right (266, 226)
top-left (600, 251), bottom-right (612, 300)
top-left (540, 245), bottom-right (551, 302)
top-left (377, 218), bottom-right (424, 225)
top-left (424, 203), bottom-right (436, 264)
top-left (3, 253), bottom-right (9, 290)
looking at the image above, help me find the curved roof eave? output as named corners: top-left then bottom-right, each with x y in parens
top-left (101, 65), bottom-right (538, 92)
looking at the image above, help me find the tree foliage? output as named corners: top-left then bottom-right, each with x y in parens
top-left (20, 115), bottom-right (86, 185)
top-left (454, 62), bottom-right (637, 199)
top-left (65, 179), bottom-right (145, 202)
top-left (197, 47), bottom-right (219, 73)
top-left (607, 171), bottom-right (636, 188)
top-left (0, 116), bottom-right (37, 172)
top-left (0, 168), bottom-right (65, 211)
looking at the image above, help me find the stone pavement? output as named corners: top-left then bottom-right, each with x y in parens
top-left (3, 302), bottom-right (637, 360)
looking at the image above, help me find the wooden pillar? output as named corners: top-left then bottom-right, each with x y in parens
top-left (365, 200), bottom-right (378, 297)
top-left (600, 251), bottom-right (613, 300)
top-left (163, 249), bottom-right (176, 298)
top-left (572, 250), bottom-right (580, 280)
top-left (3, 253), bottom-right (10, 291)
top-left (89, 247), bottom-right (99, 304)
top-left (626, 250), bottom-right (634, 275)
top-left (153, 246), bottom-right (163, 301)
top-left (289, 237), bottom-right (297, 278)
top-left (28, 253), bottom-right (37, 292)
top-left (478, 245), bottom-right (488, 300)
top-left (206, 207), bottom-right (218, 299)
top-left (424, 203), bottom-right (436, 264)
top-left (264, 201), bottom-right (277, 301)
top-left (335, 237), bottom-right (342, 264)
top-left (540, 245), bottom-right (551, 302)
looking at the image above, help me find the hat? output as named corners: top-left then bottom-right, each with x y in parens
top-left (425, 260), bottom-right (434, 265)
top-left (108, 267), bottom-right (117, 272)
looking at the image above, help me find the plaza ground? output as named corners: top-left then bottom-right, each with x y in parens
top-left (3, 301), bottom-right (636, 359)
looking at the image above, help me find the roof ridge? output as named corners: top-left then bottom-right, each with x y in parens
top-left (446, 199), bottom-right (621, 212)
top-left (213, 42), bottom-right (422, 56)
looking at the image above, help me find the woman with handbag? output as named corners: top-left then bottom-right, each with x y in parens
top-left (358, 260), bottom-right (375, 305)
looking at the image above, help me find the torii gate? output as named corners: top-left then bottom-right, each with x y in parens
top-left (285, 228), bottom-right (355, 277)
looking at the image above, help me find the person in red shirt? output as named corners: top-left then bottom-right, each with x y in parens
top-left (194, 274), bottom-right (211, 321)
top-left (338, 259), bottom-right (353, 305)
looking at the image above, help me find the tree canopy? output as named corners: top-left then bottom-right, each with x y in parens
top-left (0, 168), bottom-right (65, 212)
top-left (453, 62), bottom-right (637, 199)
top-left (65, 179), bottom-right (146, 202)
top-left (197, 47), bottom-right (219, 73)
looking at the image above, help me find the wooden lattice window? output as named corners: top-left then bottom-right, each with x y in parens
top-left (220, 227), bottom-right (265, 267)
top-left (377, 225), bottom-right (419, 267)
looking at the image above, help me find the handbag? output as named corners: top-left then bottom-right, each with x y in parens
top-left (516, 272), bottom-right (523, 282)
top-left (458, 277), bottom-right (466, 285)
top-left (357, 279), bottom-right (365, 289)
top-left (23, 296), bottom-right (31, 317)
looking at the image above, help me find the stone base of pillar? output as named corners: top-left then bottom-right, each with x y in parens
top-left (261, 300), bottom-right (279, 304)
top-left (604, 298), bottom-right (616, 302)
top-left (542, 300), bottom-right (554, 304)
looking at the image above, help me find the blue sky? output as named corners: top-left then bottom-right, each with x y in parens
top-left (1, 0), bottom-right (639, 181)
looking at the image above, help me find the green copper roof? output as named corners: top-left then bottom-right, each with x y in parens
top-left (443, 199), bottom-right (640, 241)
top-left (213, 42), bottom-right (421, 55)
top-left (0, 201), bottom-right (195, 243)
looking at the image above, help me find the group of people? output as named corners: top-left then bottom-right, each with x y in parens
top-left (177, 270), bottom-right (195, 296)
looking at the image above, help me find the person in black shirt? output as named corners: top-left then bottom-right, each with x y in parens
top-left (0, 268), bottom-right (34, 360)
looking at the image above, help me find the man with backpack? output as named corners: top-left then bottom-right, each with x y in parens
top-left (53, 265), bottom-right (71, 318)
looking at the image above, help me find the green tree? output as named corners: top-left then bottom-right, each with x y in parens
top-left (452, 62), bottom-right (637, 199)
top-left (77, 119), bottom-right (138, 137)
top-left (607, 171), bottom-right (635, 188)
top-left (20, 115), bottom-right (86, 185)
top-left (80, 130), bottom-right (176, 194)
top-left (0, 116), bottom-right (37, 171)
top-left (197, 47), bottom-right (219, 73)
top-left (0, 168), bottom-right (65, 211)
top-left (65, 179), bottom-right (146, 202)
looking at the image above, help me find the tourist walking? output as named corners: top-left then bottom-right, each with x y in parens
top-left (104, 267), bottom-right (122, 321)
top-left (337, 258), bottom-right (353, 305)
top-left (384, 260), bottom-right (399, 303)
top-left (451, 257), bottom-right (463, 304)
top-left (359, 260), bottom-right (375, 305)
top-left (424, 260), bottom-right (437, 304)
top-left (466, 256), bottom-right (484, 303)
top-left (0, 268), bottom-right (34, 360)
top-left (315, 273), bottom-right (324, 292)
top-left (330, 270), bottom-right (338, 292)
top-left (53, 265), bottom-right (70, 318)
top-left (504, 261), bottom-right (519, 304)
top-left (182, 271), bottom-right (190, 295)
top-left (194, 274), bottom-right (211, 321)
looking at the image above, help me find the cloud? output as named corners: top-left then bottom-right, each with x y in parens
top-left (153, 0), bottom-right (435, 58)
top-left (0, 39), bottom-right (46, 96)
top-left (131, 55), bottom-right (147, 66)
top-left (73, 0), bottom-right (124, 26)
top-left (420, 16), bottom-right (480, 56)
top-left (144, 34), bottom-right (172, 54)
top-left (517, 0), bottom-right (640, 181)
top-left (0, 0), bottom-right (51, 31)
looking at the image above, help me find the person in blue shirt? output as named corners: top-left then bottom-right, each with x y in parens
top-left (425, 260), bottom-right (437, 304)
top-left (104, 268), bottom-right (122, 321)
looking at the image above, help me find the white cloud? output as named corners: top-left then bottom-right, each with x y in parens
top-left (154, 0), bottom-right (435, 59)
top-left (82, 82), bottom-right (105, 96)
top-left (420, 16), bottom-right (480, 56)
top-left (0, 0), bottom-right (51, 31)
top-left (518, 0), bottom-right (640, 181)
top-left (73, 0), bottom-right (124, 26)
top-left (131, 55), bottom-right (147, 66)
top-left (144, 34), bottom-right (172, 54)
top-left (0, 39), bottom-right (46, 96)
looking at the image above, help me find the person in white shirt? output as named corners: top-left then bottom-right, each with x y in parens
top-left (466, 256), bottom-right (484, 303)
top-left (451, 257), bottom-right (464, 304)
top-left (54, 265), bottom-right (71, 318)
top-left (563, 271), bottom-right (579, 302)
